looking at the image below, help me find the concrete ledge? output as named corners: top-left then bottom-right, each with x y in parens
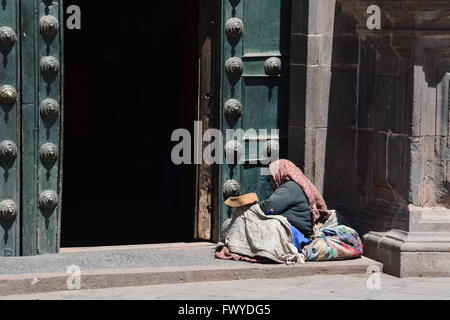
top-left (0, 257), bottom-right (381, 297)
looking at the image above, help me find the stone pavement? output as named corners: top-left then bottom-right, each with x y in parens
top-left (2, 274), bottom-right (450, 300)
top-left (0, 242), bottom-right (382, 297)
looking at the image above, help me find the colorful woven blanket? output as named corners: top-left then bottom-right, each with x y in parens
top-left (302, 210), bottom-right (364, 261)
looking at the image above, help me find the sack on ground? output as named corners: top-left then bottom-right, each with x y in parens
top-left (302, 210), bottom-right (364, 261)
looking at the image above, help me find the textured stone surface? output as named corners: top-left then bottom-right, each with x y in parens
top-left (289, 0), bottom-right (450, 277)
top-left (0, 243), bottom-right (381, 296)
top-left (4, 274), bottom-right (450, 300)
top-left (364, 230), bottom-right (450, 277)
top-left (341, 0), bottom-right (450, 30)
top-left (289, 0), bottom-right (359, 210)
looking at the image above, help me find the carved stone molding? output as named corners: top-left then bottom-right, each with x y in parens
top-left (223, 179), bottom-right (241, 199)
top-left (0, 26), bottom-right (17, 48)
top-left (0, 85), bottom-right (18, 105)
top-left (0, 200), bottom-right (18, 221)
top-left (38, 190), bottom-right (59, 211)
top-left (0, 140), bottom-right (18, 163)
top-left (40, 15), bottom-right (59, 37)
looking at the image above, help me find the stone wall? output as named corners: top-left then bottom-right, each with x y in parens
top-left (290, 0), bottom-right (450, 276)
top-left (342, 0), bottom-right (450, 276)
top-left (289, 0), bottom-right (360, 227)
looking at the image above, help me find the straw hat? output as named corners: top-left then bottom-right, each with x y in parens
top-left (224, 193), bottom-right (259, 208)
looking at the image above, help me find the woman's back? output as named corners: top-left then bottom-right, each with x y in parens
top-left (260, 181), bottom-right (313, 238)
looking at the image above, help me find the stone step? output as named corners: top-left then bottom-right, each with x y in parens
top-left (0, 242), bottom-right (382, 296)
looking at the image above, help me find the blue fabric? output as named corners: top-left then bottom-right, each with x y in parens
top-left (265, 208), bottom-right (311, 251)
top-left (291, 225), bottom-right (311, 251)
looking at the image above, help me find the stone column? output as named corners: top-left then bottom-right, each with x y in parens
top-left (341, 0), bottom-right (450, 277)
top-left (289, 0), bottom-right (360, 217)
top-left (289, 0), bottom-right (336, 192)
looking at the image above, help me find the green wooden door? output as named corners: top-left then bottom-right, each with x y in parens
top-left (220, 0), bottom-right (291, 226)
top-left (0, 0), bottom-right (64, 256)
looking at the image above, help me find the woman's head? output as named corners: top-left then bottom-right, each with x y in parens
top-left (267, 159), bottom-right (329, 224)
top-left (268, 159), bottom-right (297, 189)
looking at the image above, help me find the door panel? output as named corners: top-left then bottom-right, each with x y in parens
top-left (0, 0), bottom-right (63, 256)
top-left (220, 0), bottom-right (291, 227)
top-left (35, 1), bottom-right (63, 255)
top-left (0, 0), bottom-right (20, 257)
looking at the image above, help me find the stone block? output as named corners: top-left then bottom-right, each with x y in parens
top-left (331, 34), bottom-right (359, 65)
top-left (290, 34), bottom-right (308, 65)
top-left (364, 229), bottom-right (450, 277)
top-left (290, 0), bottom-right (309, 35)
top-left (328, 66), bottom-right (358, 129)
top-left (288, 126), bottom-right (306, 170)
top-left (333, 2), bottom-right (358, 34)
top-left (317, 0), bottom-right (337, 36)
top-left (410, 136), bottom-right (449, 207)
top-left (314, 66), bottom-right (332, 128)
top-left (386, 135), bottom-right (410, 202)
top-left (323, 128), bottom-right (357, 202)
top-left (288, 65), bottom-right (307, 128)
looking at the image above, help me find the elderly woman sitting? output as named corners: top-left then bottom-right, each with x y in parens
top-left (261, 159), bottom-right (328, 252)
top-left (216, 159), bottom-right (363, 264)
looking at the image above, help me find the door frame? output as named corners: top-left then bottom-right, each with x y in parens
top-left (194, 0), bottom-right (222, 242)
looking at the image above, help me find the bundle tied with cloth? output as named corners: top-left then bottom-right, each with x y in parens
top-left (215, 193), bottom-right (305, 265)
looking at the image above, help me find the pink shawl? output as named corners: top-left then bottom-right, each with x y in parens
top-left (269, 160), bottom-right (328, 224)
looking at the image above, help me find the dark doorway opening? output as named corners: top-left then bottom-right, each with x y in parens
top-left (61, 1), bottom-right (199, 247)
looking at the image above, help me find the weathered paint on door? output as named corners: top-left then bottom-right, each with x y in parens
top-left (0, 0), bottom-right (20, 257)
top-left (220, 0), bottom-right (291, 227)
top-left (0, 0), bottom-right (64, 256)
